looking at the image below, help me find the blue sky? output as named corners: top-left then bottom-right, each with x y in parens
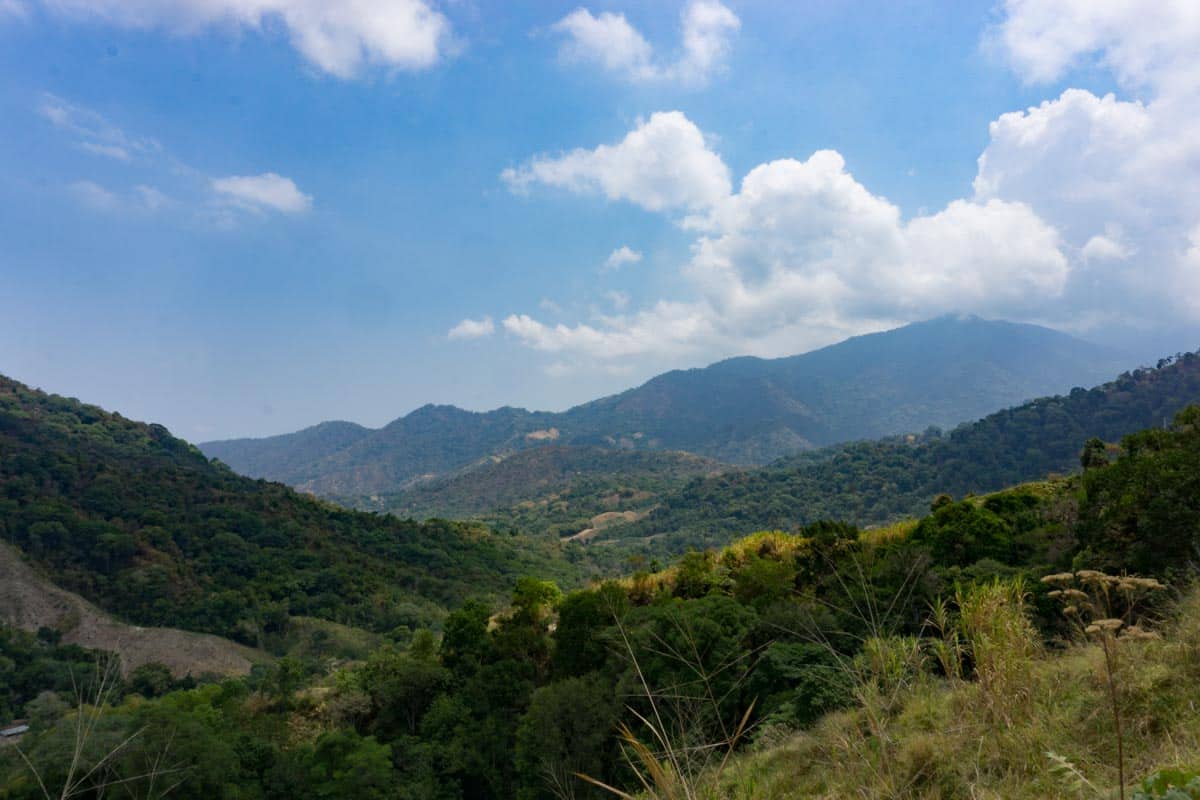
top-left (1, 1), bottom-right (1197, 440)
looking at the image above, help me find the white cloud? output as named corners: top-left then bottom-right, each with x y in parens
top-left (501, 111), bottom-right (731, 212)
top-left (36, 0), bottom-right (452, 78)
top-left (79, 142), bottom-right (131, 160)
top-left (977, 0), bottom-right (1200, 322)
top-left (497, 2), bottom-right (1200, 370)
top-left (499, 114), bottom-right (1078, 366)
top-left (40, 94), bottom-right (160, 162)
top-left (551, 0), bottom-right (739, 86)
top-left (1081, 232), bottom-right (1131, 263)
top-left (994, 0), bottom-right (1200, 96)
top-left (447, 316), bottom-right (495, 340)
top-left (68, 180), bottom-right (171, 214)
top-left (602, 245), bottom-right (643, 272)
top-left (42, 95), bottom-right (310, 223)
top-left (212, 173), bottom-right (312, 214)
top-left (551, 8), bottom-right (653, 79)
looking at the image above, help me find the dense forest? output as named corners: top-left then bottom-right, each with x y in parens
top-left (4, 403), bottom-right (1200, 798)
top-left (600, 352), bottom-right (1200, 555)
top-left (0, 376), bottom-right (582, 643)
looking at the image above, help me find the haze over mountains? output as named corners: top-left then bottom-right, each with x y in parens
top-left (202, 316), bottom-right (1128, 497)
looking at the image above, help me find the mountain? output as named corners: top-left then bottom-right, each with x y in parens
top-left (0, 375), bottom-right (580, 645)
top-left (596, 350), bottom-right (1200, 555)
top-left (202, 316), bottom-right (1128, 496)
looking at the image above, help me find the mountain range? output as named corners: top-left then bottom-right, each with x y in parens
top-left (201, 316), bottom-right (1129, 497)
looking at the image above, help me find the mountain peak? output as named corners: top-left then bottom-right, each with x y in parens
top-left (201, 317), bottom-right (1131, 493)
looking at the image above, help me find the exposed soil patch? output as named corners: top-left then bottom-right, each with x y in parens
top-left (566, 509), bottom-right (645, 542)
top-left (0, 541), bottom-right (266, 679)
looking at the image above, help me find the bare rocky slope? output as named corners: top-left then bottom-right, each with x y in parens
top-left (0, 541), bottom-right (264, 678)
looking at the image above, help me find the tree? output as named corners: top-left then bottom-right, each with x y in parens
top-left (515, 675), bottom-right (618, 800)
top-left (1081, 437), bottom-right (1109, 470)
top-left (126, 662), bottom-right (173, 698)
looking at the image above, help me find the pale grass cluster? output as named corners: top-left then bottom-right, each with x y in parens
top-left (676, 581), bottom-right (1198, 799)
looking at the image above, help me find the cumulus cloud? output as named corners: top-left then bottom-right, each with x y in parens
top-left (485, 1), bottom-right (1200, 370)
top-left (552, 0), bottom-right (739, 86)
top-left (447, 316), bottom-right (495, 340)
top-left (994, 0), bottom-right (1200, 95)
top-left (603, 245), bottom-right (643, 272)
top-left (503, 146), bottom-right (1069, 363)
top-left (979, 0), bottom-right (1200, 321)
top-left (501, 111), bottom-right (731, 212)
top-left (212, 173), bottom-right (312, 214)
top-left (36, 0), bottom-right (452, 78)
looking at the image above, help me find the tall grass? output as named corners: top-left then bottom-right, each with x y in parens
top-left (715, 580), bottom-right (1200, 799)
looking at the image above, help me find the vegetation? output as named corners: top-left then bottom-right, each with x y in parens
top-left (4, 384), bottom-right (1200, 799)
top-left (602, 351), bottom-right (1200, 555)
top-left (350, 445), bottom-right (726, 540)
top-left (0, 375), bottom-right (582, 644)
top-left (718, 584), bottom-right (1200, 799)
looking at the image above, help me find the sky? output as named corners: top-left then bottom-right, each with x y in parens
top-left (1, 0), bottom-right (1198, 441)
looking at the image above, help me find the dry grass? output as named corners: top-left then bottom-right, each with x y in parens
top-left (715, 585), bottom-right (1200, 800)
top-left (859, 519), bottom-right (919, 548)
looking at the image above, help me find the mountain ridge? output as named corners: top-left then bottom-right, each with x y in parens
top-left (201, 316), bottom-right (1130, 496)
top-left (596, 350), bottom-right (1200, 555)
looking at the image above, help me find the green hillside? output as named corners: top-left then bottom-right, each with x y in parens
top-left (350, 445), bottom-right (728, 539)
top-left (7, 406), bottom-right (1200, 799)
top-left (597, 351), bottom-right (1200, 554)
top-left (201, 317), bottom-right (1128, 496)
top-left (0, 376), bottom-right (580, 644)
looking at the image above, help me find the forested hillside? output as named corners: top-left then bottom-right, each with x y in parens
top-left (0, 376), bottom-right (581, 644)
top-left (7, 407), bottom-right (1200, 799)
top-left (202, 317), bottom-right (1127, 495)
top-left (599, 351), bottom-right (1200, 554)
top-left (350, 445), bottom-right (727, 539)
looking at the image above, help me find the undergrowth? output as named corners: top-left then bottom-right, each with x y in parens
top-left (712, 581), bottom-right (1200, 799)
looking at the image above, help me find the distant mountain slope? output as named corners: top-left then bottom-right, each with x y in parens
top-left (207, 419), bottom-right (371, 486)
top-left (353, 445), bottom-right (728, 539)
top-left (598, 351), bottom-right (1200, 555)
top-left (561, 315), bottom-right (1126, 461)
top-left (0, 376), bottom-right (579, 645)
top-left (202, 316), bottom-right (1128, 496)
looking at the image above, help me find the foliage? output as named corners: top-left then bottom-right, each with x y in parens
top-left (1135, 771), bottom-right (1200, 800)
top-left (6, 382), bottom-right (1200, 799)
top-left (606, 352), bottom-right (1200, 555)
top-left (0, 375), bottom-right (582, 642)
